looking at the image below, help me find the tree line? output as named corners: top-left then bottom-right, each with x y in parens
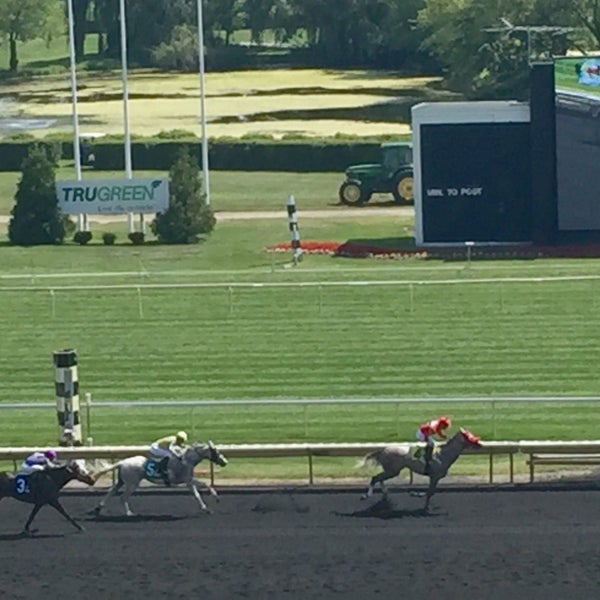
top-left (1, 0), bottom-right (600, 97)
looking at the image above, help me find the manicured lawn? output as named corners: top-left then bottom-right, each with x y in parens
top-left (0, 66), bottom-right (433, 138)
top-left (0, 218), bottom-right (599, 450)
top-left (0, 167), bottom-right (346, 216)
top-left (0, 39), bottom-right (596, 480)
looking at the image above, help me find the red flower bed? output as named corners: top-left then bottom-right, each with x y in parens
top-left (267, 240), bottom-right (426, 259)
top-left (266, 241), bottom-right (600, 260)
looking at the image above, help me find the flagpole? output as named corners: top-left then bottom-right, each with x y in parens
top-left (66, 0), bottom-right (86, 231)
top-left (119, 0), bottom-right (135, 233)
top-left (196, 0), bottom-right (210, 205)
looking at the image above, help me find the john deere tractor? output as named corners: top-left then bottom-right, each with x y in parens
top-left (339, 142), bottom-right (414, 206)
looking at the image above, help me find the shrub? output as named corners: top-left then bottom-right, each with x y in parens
top-left (8, 145), bottom-right (65, 246)
top-left (151, 149), bottom-right (215, 244)
top-left (73, 231), bottom-right (93, 245)
top-left (128, 231), bottom-right (145, 245)
top-left (156, 130), bottom-right (198, 140)
top-left (63, 217), bottom-right (76, 236)
top-left (102, 232), bottom-right (117, 245)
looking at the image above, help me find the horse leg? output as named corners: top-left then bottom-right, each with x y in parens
top-left (22, 504), bottom-right (43, 535)
top-left (91, 480), bottom-right (122, 516)
top-left (48, 499), bottom-right (84, 532)
top-left (188, 482), bottom-right (210, 513)
top-left (192, 477), bottom-right (218, 501)
top-left (362, 470), bottom-right (399, 500)
top-left (120, 483), bottom-right (139, 517)
top-left (424, 479), bottom-right (438, 512)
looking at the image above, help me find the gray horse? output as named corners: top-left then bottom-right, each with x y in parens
top-left (359, 428), bottom-right (482, 511)
top-left (91, 442), bottom-right (228, 517)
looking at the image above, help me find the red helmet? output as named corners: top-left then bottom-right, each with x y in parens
top-left (438, 416), bottom-right (451, 428)
top-left (44, 449), bottom-right (57, 461)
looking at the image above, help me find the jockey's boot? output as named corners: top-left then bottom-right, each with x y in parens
top-left (424, 445), bottom-right (434, 475)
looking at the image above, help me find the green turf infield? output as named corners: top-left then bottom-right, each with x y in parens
top-left (0, 216), bottom-right (599, 451)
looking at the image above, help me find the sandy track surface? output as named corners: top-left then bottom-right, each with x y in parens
top-left (0, 488), bottom-right (598, 599)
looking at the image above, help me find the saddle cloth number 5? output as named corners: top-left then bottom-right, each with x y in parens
top-left (145, 461), bottom-right (158, 477)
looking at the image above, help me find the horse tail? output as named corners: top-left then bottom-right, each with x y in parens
top-left (355, 449), bottom-right (383, 470)
top-left (92, 461), bottom-right (122, 482)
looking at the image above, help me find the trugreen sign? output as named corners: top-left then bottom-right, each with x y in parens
top-left (56, 178), bottom-right (169, 214)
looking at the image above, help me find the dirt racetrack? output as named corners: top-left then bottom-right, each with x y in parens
top-left (0, 487), bottom-right (599, 599)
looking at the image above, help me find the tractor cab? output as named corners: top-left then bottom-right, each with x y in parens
top-left (339, 141), bottom-right (414, 206)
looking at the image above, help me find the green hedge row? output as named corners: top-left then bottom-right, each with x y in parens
top-left (0, 141), bottom-right (62, 171)
top-left (0, 138), bottom-right (401, 172)
top-left (91, 140), bottom-right (382, 172)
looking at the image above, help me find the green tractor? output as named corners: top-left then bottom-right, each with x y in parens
top-left (338, 142), bottom-right (414, 206)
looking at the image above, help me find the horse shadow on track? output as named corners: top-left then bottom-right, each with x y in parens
top-left (251, 491), bottom-right (310, 514)
top-left (0, 532), bottom-right (67, 541)
top-left (335, 497), bottom-right (445, 520)
top-left (83, 514), bottom-right (187, 523)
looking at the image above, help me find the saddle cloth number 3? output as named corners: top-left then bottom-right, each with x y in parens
top-left (15, 476), bottom-right (30, 495)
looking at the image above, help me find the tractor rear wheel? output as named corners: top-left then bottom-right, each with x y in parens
top-left (392, 171), bottom-right (414, 205)
top-left (339, 181), bottom-right (370, 206)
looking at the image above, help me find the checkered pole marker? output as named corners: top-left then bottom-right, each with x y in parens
top-left (286, 195), bottom-right (302, 264)
top-left (53, 349), bottom-right (82, 446)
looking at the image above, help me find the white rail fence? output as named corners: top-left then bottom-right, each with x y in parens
top-left (2, 441), bottom-right (600, 485)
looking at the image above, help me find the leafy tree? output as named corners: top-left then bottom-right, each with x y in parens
top-left (244, 0), bottom-right (277, 43)
top-left (151, 150), bottom-right (216, 244)
top-left (0, 0), bottom-right (64, 71)
top-left (417, 0), bottom-right (537, 98)
top-left (570, 0), bottom-right (600, 48)
top-left (72, 0), bottom-right (91, 61)
top-left (152, 24), bottom-right (199, 71)
top-left (8, 146), bottom-right (65, 246)
top-left (209, 0), bottom-right (245, 45)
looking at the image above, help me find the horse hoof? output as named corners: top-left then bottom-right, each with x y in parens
top-left (126, 512), bottom-right (136, 518)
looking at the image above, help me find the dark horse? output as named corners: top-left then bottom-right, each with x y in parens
top-left (359, 428), bottom-right (482, 511)
top-left (0, 462), bottom-right (95, 535)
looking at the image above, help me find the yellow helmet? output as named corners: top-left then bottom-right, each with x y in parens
top-left (176, 431), bottom-right (188, 443)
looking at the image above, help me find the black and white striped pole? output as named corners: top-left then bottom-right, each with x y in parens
top-left (286, 195), bottom-right (303, 265)
top-left (53, 349), bottom-right (82, 446)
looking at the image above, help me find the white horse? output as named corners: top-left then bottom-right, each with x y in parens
top-left (91, 442), bottom-right (228, 517)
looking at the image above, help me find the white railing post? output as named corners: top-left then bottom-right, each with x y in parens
top-left (85, 392), bottom-right (93, 446)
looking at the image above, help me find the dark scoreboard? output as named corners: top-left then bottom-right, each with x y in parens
top-left (419, 122), bottom-right (532, 243)
top-left (412, 102), bottom-right (534, 246)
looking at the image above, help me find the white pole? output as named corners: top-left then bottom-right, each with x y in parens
top-left (66, 0), bottom-right (86, 232)
top-left (119, 0), bottom-right (134, 233)
top-left (196, 0), bottom-right (211, 206)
